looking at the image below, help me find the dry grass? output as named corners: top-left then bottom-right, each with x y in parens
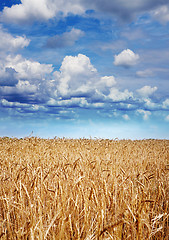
top-left (0, 137), bottom-right (169, 239)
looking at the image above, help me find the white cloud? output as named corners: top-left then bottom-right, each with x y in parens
top-left (122, 114), bottom-right (130, 120)
top-left (1, 99), bottom-right (29, 108)
top-left (120, 103), bottom-right (135, 110)
top-left (46, 28), bottom-right (84, 48)
top-left (48, 54), bottom-right (136, 105)
top-left (49, 54), bottom-right (135, 106)
top-left (54, 54), bottom-right (97, 96)
top-left (0, 53), bottom-right (117, 108)
top-left (137, 85), bottom-right (157, 97)
top-left (0, 25), bottom-right (30, 52)
top-left (1, 80), bottom-right (37, 95)
top-left (60, 54), bottom-right (97, 76)
top-left (100, 76), bottom-right (116, 87)
top-left (0, 54), bottom-right (54, 103)
top-left (81, 0), bottom-right (168, 22)
top-left (1, 0), bottom-right (55, 23)
top-left (92, 102), bottom-right (104, 108)
top-left (136, 69), bottom-right (154, 77)
top-left (1, 0), bottom-right (85, 23)
top-left (5, 54), bottom-right (53, 81)
top-left (144, 98), bottom-right (157, 109)
top-left (47, 97), bottom-right (105, 109)
top-left (165, 115), bottom-right (169, 121)
top-left (152, 5), bottom-right (169, 23)
top-left (47, 98), bottom-right (56, 106)
top-left (136, 68), bottom-right (169, 78)
top-left (16, 80), bottom-right (37, 94)
top-left (114, 49), bottom-right (140, 67)
top-left (162, 99), bottom-right (169, 109)
top-left (137, 109), bottom-right (151, 120)
top-left (121, 28), bottom-right (145, 40)
top-left (101, 40), bottom-right (126, 51)
top-left (52, 54), bottom-right (135, 104)
top-left (108, 88), bottom-right (133, 102)
top-left (1, 50), bottom-right (169, 122)
top-left (0, 67), bottom-right (18, 86)
top-left (1, 0), bottom-right (169, 24)
top-left (47, 97), bottom-right (89, 108)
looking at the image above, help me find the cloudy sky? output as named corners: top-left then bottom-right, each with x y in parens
top-left (0, 0), bottom-right (169, 139)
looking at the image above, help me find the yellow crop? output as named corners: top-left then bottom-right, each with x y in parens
top-left (0, 137), bottom-right (168, 239)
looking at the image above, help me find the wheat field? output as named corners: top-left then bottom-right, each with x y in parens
top-left (0, 137), bottom-right (168, 239)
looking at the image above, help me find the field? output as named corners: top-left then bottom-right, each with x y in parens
top-left (0, 137), bottom-right (169, 239)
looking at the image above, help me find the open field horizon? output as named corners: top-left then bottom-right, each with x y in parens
top-left (0, 137), bottom-right (169, 239)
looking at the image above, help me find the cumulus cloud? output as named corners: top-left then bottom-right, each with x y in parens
top-left (2, 52), bottom-right (162, 118)
top-left (100, 76), bottom-right (116, 88)
top-left (0, 67), bottom-right (18, 86)
top-left (16, 80), bottom-right (37, 94)
top-left (0, 53), bottom-right (114, 107)
top-left (144, 98), bottom-right (157, 109)
top-left (52, 54), bottom-right (133, 105)
top-left (162, 99), bottom-right (169, 109)
top-left (137, 109), bottom-right (151, 120)
top-left (0, 53), bottom-right (136, 112)
top-left (1, 80), bottom-right (37, 96)
top-left (53, 54), bottom-right (97, 97)
top-left (60, 54), bottom-right (97, 76)
top-left (46, 28), bottom-right (84, 48)
top-left (108, 88), bottom-right (133, 102)
top-left (1, 99), bottom-right (29, 108)
top-left (1, 0), bottom-right (53, 23)
top-left (114, 49), bottom-right (140, 67)
top-left (1, 0), bottom-right (168, 24)
top-left (137, 85), bottom-right (157, 97)
top-left (1, 0), bottom-right (85, 24)
top-left (5, 54), bottom-right (53, 81)
top-left (0, 54), bottom-right (54, 104)
top-left (0, 25), bottom-right (30, 52)
top-left (123, 114), bottom-right (130, 120)
top-left (0, 52), bottom-right (168, 122)
top-left (48, 97), bottom-right (105, 109)
top-left (47, 97), bottom-right (89, 108)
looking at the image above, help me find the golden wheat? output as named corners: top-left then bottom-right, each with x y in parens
top-left (0, 137), bottom-right (168, 239)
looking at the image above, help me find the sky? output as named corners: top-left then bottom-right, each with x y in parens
top-left (0, 0), bottom-right (169, 139)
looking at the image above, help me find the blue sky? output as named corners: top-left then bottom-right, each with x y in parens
top-left (0, 0), bottom-right (169, 139)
